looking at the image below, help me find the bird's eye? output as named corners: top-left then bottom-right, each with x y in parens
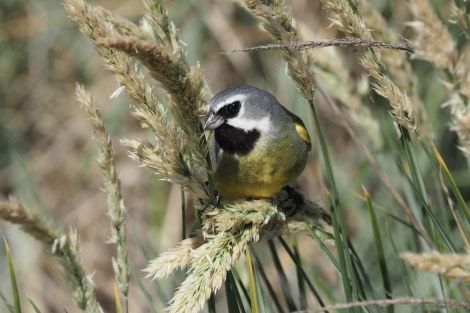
top-left (228, 101), bottom-right (241, 112)
top-left (218, 100), bottom-right (241, 119)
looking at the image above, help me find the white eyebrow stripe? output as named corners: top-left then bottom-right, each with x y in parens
top-left (214, 94), bottom-right (248, 112)
top-left (227, 116), bottom-right (272, 133)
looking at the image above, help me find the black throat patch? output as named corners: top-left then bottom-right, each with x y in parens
top-left (214, 123), bottom-right (260, 155)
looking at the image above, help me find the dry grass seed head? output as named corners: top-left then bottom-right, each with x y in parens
top-left (240, 0), bottom-right (317, 100)
top-left (322, 0), bottom-right (372, 39)
top-left (143, 187), bottom-right (333, 313)
top-left (0, 198), bottom-right (104, 312)
top-left (455, 48), bottom-right (470, 100)
top-left (401, 251), bottom-right (470, 282)
top-left (144, 236), bottom-right (208, 280)
top-left (67, 0), bottom-right (210, 199)
top-left (122, 138), bottom-right (208, 200)
top-left (450, 1), bottom-right (470, 39)
top-left (96, 35), bottom-right (209, 172)
top-left (408, 0), bottom-right (458, 70)
top-left (359, 53), bottom-right (417, 132)
top-left (321, 0), bottom-right (417, 132)
top-left (450, 110), bottom-right (470, 157)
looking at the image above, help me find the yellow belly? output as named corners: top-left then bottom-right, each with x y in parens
top-left (213, 142), bottom-right (307, 200)
top-left (214, 180), bottom-right (285, 199)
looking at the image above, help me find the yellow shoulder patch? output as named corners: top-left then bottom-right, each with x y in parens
top-left (294, 121), bottom-right (312, 151)
top-left (284, 108), bottom-right (312, 151)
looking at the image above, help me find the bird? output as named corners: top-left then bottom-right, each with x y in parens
top-left (204, 85), bottom-right (311, 200)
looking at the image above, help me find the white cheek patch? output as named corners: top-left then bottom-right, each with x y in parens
top-left (227, 115), bottom-right (272, 133)
top-left (214, 94), bottom-right (248, 112)
top-left (214, 93), bottom-right (272, 133)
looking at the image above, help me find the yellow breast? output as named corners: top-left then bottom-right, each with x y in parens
top-left (213, 135), bottom-right (308, 200)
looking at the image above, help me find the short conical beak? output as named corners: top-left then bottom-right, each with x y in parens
top-left (204, 112), bottom-right (224, 130)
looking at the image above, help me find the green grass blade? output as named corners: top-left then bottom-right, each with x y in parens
top-left (277, 237), bottom-right (328, 310)
top-left (365, 189), bottom-right (393, 313)
top-left (325, 191), bottom-right (357, 313)
top-left (433, 144), bottom-right (470, 223)
top-left (129, 263), bottom-right (159, 313)
top-left (27, 299), bottom-right (41, 313)
top-left (208, 293), bottom-right (216, 313)
top-left (0, 291), bottom-right (15, 313)
top-left (267, 240), bottom-right (297, 311)
top-left (132, 231), bottom-right (169, 308)
top-left (400, 127), bottom-right (427, 207)
top-left (395, 159), bottom-right (455, 252)
top-left (248, 247), bottom-right (270, 313)
top-left (301, 256), bottom-right (337, 303)
top-left (386, 223), bottom-right (413, 296)
top-left (292, 236), bottom-right (307, 310)
top-left (246, 248), bottom-right (260, 313)
top-left (303, 223), bottom-right (339, 303)
top-left (231, 267), bottom-right (250, 306)
top-left (225, 271), bottom-right (245, 313)
top-left (347, 246), bottom-right (376, 313)
top-left (251, 248), bottom-right (285, 312)
top-left (304, 222), bottom-right (340, 271)
top-left (5, 239), bottom-right (21, 313)
top-left (310, 91), bottom-right (360, 312)
top-left (224, 275), bottom-right (238, 313)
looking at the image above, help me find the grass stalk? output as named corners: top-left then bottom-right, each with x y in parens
top-left (267, 240), bottom-right (297, 311)
top-left (225, 271), bottom-right (244, 313)
top-left (246, 248), bottom-right (260, 313)
top-left (277, 237), bottom-right (329, 311)
top-left (292, 236), bottom-right (307, 310)
top-left (114, 283), bottom-right (123, 313)
top-left (4, 240), bottom-right (21, 313)
top-left (251, 250), bottom-right (285, 312)
top-left (433, 144), bottom-right (470, 223)
top-left (231, 267), bottom-right (251, 306)
top-left (325, 191), bottom-right (357, 312)
top-left (365, 189), bottom-right (393, 313)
